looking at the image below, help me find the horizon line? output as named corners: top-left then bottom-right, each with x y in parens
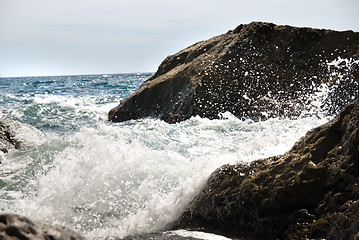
top-left (0, 71), bottom-right (155, 79)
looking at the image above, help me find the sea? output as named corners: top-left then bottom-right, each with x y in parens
top-left (0, 71), bottom-right (342, 239)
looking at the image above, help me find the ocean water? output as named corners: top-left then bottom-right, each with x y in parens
top-left (0, 69), bottom-right (346, 239)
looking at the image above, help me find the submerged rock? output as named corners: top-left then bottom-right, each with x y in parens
top-left (0, 214), bottom-right (85, 240)
top-left (109, 22), bottom-right (359, 123)
top-left (173, 101), bottom-right (359, 239)
top-left (0, 119), bottom-right (21, 154)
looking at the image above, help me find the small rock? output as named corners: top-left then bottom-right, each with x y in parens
top-left (0, 119), bottom-right (21, 154)
top-left (161, 113), bottom-right (190, 124)
top-left (0, 214), bottom-right (85, 240)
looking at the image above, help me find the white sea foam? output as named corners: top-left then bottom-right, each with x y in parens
top-left (32, 94), bottom-right (112, 119)
top-left (1, 69), bottom-right (353, 239)
top-left (326, 56), bottom-right (359, 68)
top-left (2, 114), bottom-right (328, 239)
top-left (168, 230), bottom-right (232, 240)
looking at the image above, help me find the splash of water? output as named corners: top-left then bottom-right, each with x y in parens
top-left (0, 64), bottom-right (356, 239)
top-left (2, 113), bottom-right (328, 239)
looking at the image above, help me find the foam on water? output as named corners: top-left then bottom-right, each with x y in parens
top-left (0, 64), bottom-right (354, 239)
top-left (1, 113), bottom-right (328, 239)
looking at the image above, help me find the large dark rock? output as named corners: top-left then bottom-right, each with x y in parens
top-left (0, 119), bottom-right (21, 154)
top-left (109, 22), bottom-right (359, 123)
top-left (173, 101), bottom-right (359, 239)
top-left (0, 214), bottom-right (85, 240)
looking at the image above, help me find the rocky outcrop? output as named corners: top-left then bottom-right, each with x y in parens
top-left (0, 119), bottom-right (21, 154)
top-left (0, 214), bottom-right (85, 240)
top-left (173, 101), bottom-right (359, 239)
top-left (109, 22), bottom-right (359, 123)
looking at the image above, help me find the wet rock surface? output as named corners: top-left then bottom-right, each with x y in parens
top-left (0, 119), bottom-right (21, 154)
top-left (109, 22), bottom-right (359, 123)
top-left (173, 101), bottom-right (359, 239)
top-left (0, 214), bottom-right (85, 240)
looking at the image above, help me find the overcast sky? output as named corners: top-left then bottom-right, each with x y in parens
top-left (0, 0), bottom-right (358, 77)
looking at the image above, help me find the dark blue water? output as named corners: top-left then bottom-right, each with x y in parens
top-left (0, 73), bottom-right (151, 133)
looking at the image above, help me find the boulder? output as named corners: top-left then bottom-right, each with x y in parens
top-left (0, 119), bottom-right (21, 154)
top-left (109, 22), bottom-right (359, 123)
top-left (173, 101), bottom-right (359, 239)
top-left (0, 214), bottom-right (85, 240)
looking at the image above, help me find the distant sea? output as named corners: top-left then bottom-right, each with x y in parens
top-left (0, 73), bottom-right (330, 239)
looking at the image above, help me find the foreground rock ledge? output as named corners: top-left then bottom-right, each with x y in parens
top-left (0, 214), bottom-right (85, 240)
top-left (173, 101), bottom-right (359, 239)
top-left (109, 22), bottom-right (359, 123)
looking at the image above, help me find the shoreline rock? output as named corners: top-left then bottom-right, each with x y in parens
top-left (173, 101), bottom-right (359, 239)
top-left (0, 214), bottom-right (85, 240)
top-left (109, 22), bottom-right (359, 123)
top-left (0, 119), bottom-right (21, 154)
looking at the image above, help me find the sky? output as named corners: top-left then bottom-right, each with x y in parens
top-left (0, 0), bottom-right (358, 77)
